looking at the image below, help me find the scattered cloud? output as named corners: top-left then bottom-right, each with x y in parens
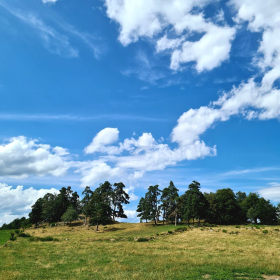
top-left (0, 136), bottom-right (71, 178)
top-left (42, 0), bottom-right (58, 4)
top-left (104, 0), bottom-right (236, 72)
top-left (78, 128), bottom-right (216, 186)
top-left (0, 113), bottom-right (168, 122)
top-left (258, 185), bottom-right (280, 203)
top-left (0, 2), bottom-right (78, 57)
top-left (0, 183), bottom-right (58, 226)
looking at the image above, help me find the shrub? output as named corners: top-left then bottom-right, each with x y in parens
top-left (18, 233), bottom-right (31, 238)
top-left (10, 232), bottom-right (17, 241)
top-left (263, 230), bottom-right (268, 234)
top-left (51, 223), bottom-right (56, 227)
top-left (168, 231), bottom-right (173, 234)
top-left (29, 236), bottom-right (58, 242)
top-left (137, 238), bottom-right (149, 242)
top-left (156, 233), bottom-right (159, 236)
top-left (14, 229), bottom-right (20, 235)
top-left (235, 225), bottom-right (241, 229)
top-left (200, 228), bottom-right (204, 231)
top-left (174, 227), bottom-right (188, 232)
top-left (255, 226), bottom-right (260, 229)
top-left (222, 229), bottom-right (227, 233)
top-left (274, 229), bottom-right (279, 232)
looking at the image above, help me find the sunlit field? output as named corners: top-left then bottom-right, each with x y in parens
top-left (1, 222), bottom-right (280, 280)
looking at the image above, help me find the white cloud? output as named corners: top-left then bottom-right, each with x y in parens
top-left (78, 129), bottom-right (216, 186)
top-left (104, 0), bottom-right (236, 72)
top-left (258, 185), bottom-right (280, 203)
top-left (42, 0), bottom-right (58, 4)
top-left (0, 183), bottom-right (58, 226)
top-left (0, 136), bottom-right (71, 178)
top-left (84, 128), bottom-right (120, 155)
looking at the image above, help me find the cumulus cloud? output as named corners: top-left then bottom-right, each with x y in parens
top-left (0, 183), bottom-right (58, 226)
top-left (78, 129), bottom-right (216, 186)
top-left (0, 136), bottom-right (71, 178)
top-left (104, 0), bottom-right (236, 72)
top-left (84, 128), bottom-right (120, 155)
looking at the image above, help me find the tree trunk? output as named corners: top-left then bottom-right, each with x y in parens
top-left (113, 205), bottom-right (116, 221)
top-left (96, 223), bottom-right (99, 231)
top-left (198, 217), bottom-right (200, 226)
top-left (175, 212), bottom-right (177, 226)
top-left (146, 219), bottom-right (147, 223)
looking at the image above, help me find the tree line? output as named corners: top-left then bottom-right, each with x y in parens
top-left (27, 182), bottom-right (129, 231)
top-left (1, 180), bottom-right (279, 231)
top-left (137, 181), bottom-right (280, 225)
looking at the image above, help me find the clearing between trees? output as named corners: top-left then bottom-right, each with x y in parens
top-left (1, 222), bottom-right (280, 280)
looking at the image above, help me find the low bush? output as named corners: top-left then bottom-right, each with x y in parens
top-left (18, 233), bottom-right (31, 238)
top-left (10, 232), bottom-right (17, 241)
top-left (222, 229), bottom-right (227, 233)
top-left (29, 236), bottom-right (58, 242)
top-left (174, 227), bottom-right (188, 232)
top-left (274, 229), bottom-right (279, 231)
top-left (235, 225), bottom-right (241, 229)
top-left (14, 229), bottom-right (20, 235)
top-left (168, 231), bottom-right (173, 234)
top-left (137, 238), bottom-right (149, 242)
top-left (263, 230), bottom-right (268, 234)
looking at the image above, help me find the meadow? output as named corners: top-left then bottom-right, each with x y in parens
top-left (1, 223), bottom-right (280, 280)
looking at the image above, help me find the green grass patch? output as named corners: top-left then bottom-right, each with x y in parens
top-left (0, 230), bottom-right (12, 244)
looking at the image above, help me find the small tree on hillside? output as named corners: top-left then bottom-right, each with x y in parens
top-left (29, 198), bottom-right (44, 227)
top-left (161, 181), bottom-right (179, 225)
top-left (145, 185), bottom-right (161, 225)
top-left (136, 197), bottom-right (149, 223)
top-left (61, 205), bottom-right (78, 225)
top-left (81, 186), bottom-right (93, 223)
top-left (112, 182), bottom-right (130, 221)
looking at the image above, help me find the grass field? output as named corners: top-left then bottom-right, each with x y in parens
top-left (0, 230), bottom-right (12, 245)
top-left (1, 223), bottom-right (280, 280)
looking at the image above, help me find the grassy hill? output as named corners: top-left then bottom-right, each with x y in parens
top-left (1, 223), bottom-right (280, 279)
top-left (0, 230), bottom-right (12, 245)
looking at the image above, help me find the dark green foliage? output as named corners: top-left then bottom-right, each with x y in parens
top-left (29, 198), bottom-right (44, 227)
top-left (182, 181), bottom-right (208, 225)
top-left (14, 229), bottom-right (20, 235)
top-left (136, 197), bottom-right (150, 222)
top-left (168, 230), bottom-right (173, 234)
top-left (161, 181), bottom-right (179, 225)
top-left (137, 237), bottom-right (149, 242)
top-left (30, 236), bottom-right (58, 242)
top-left (174, 227), bottom-right (188, 232)
top-left (1, 217), bottom-right (30, 230)
top-left (81, 186), bottom-right (93, 223)
top-left (222, 229), bottom-right (227, 233)
top-left (18, 233), bottom-right (31, 238)
top-left (10, 232), bottom-right (16, 241)
top-left (112, 182), bottom-right (130, 220)
top-left (89, 181), bottom-right (114, 230)
top-left (263, 230), bottom-right (268, 234)
top-left (145, 185), bottom-right (161, 225)
top-left (61, 205), bottom-right (79, 225)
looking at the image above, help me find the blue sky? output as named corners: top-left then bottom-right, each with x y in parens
top-left (1, 0), bottom-right (280, 225)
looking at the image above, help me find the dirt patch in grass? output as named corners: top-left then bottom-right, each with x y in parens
top-left (262, 275), bottom-right (280, 280)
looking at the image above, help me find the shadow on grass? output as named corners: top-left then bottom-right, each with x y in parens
top-left (105, 227), bottom-right (126, 232)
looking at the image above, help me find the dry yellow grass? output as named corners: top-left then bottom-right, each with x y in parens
top-left (1, 223), bottom-right (280, 279)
